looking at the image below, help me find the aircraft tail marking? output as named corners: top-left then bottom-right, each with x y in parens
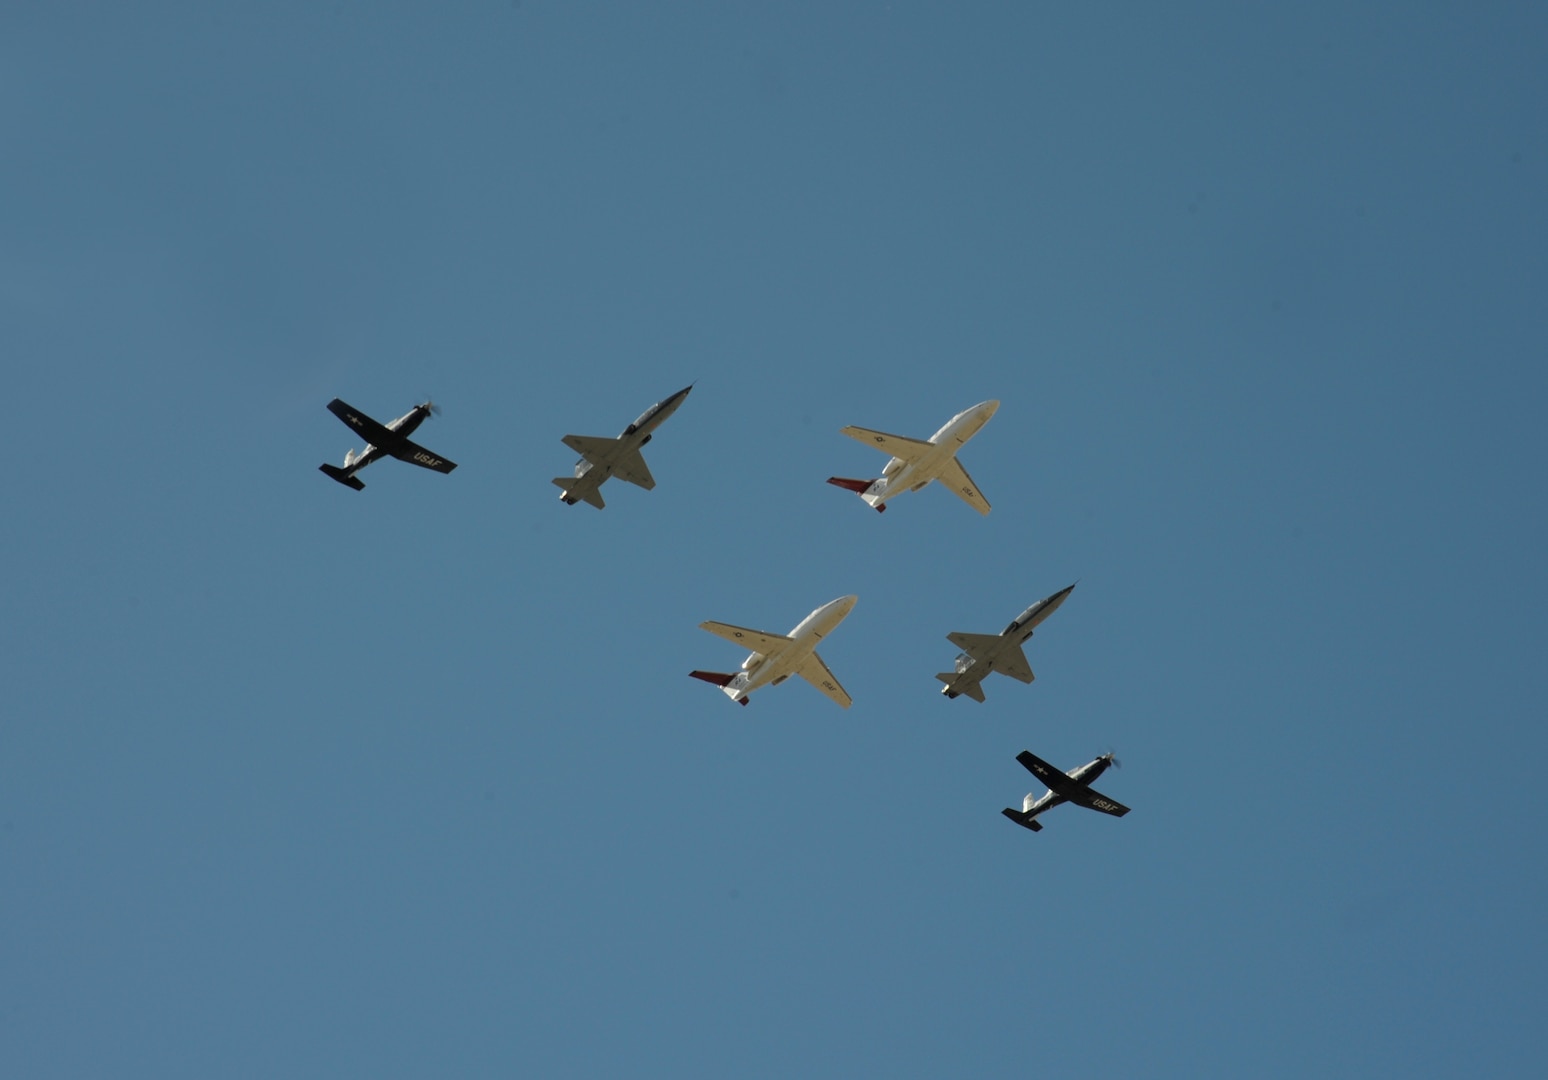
top-left (319, 464), bottom-right (365, 491)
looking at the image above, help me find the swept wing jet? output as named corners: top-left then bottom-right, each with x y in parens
top-left (319, 398), bottom-right (457, 490)
top-left (826, 400), bottom-right (998, 514)
top-left (937, 583), bottom-right (1076, 702)
top-left (553, 384), bottom-right (693, 509)
top-left (689, 595), bottom-right (857, 708)
top-left (1002, 750), bottom-right (1129, 832)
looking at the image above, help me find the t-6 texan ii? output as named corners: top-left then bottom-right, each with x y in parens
top-left (552, 384), bottom-right (694, 509)
top-left (1002, 750), bottom-right (1130, 833)
top-left (689, 595), bottom-right (857, 708)
top-left (936, 583), bottom-right (1076, 702)
top-left (826, 399), bottom-right (998, 514)
top-left (318, 398), bottom-right (457, 490)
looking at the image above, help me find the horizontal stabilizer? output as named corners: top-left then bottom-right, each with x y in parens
top-left (826, 476), bottom-right (873, 495)
top-left (319, 464), bottom-right (365, 491)
top-left (554, 478), bottom-right (605, 508)
top-left (1001, 808), bottom-right (1043, 832)
top-left (689, 670), bottom-right (737, 687)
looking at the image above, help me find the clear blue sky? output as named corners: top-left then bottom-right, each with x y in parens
top-left (4, 3), bottom-right (1546, 1076)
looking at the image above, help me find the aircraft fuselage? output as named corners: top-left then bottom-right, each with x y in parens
top-left (1022, 754), bottom-right (1114, 818)
top-left (861, 399), bottom-right (998, 509)
top-left (557, 384), bottom-right (693, 506)
top-left (939, 583), bottom-right (1076, 700)
top-left (719, 595), bottom-right (857, 701)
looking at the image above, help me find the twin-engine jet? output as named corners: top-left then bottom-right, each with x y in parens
top-left (1001, 750), bottom-right (1129, 833)
top-left (319, 398), bottom-right (457, 490)
top-left (690, 595), bottom-right (857, 708)
top-left (553, 384), bottom-right (694, 509)
top-left (827, 400), bottom-right (999, 514)
top-left (937, 583), bottom-right (1076, 702)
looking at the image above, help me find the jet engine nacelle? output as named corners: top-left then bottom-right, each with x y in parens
top-left (741, 653), bottom-right (766, 673)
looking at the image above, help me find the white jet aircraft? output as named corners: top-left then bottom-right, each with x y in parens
top-left (689, 595), bottom-right (857, 707)
top-left (826, 400), bottom-right (999, 514)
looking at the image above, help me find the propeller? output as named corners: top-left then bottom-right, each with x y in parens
top-left (1103, 747), bottom-right (1122, 769)
top-left (420, 396), bottom-right (443, 417)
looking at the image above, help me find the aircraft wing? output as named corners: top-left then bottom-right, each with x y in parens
top-left (328, 399), bottom-right (396, 447)
top-left (935, 456), bottom-right (991, 515)
top-left (389, 437), bottom-right (457, 474)
top-left (612, 448), bottom-right (656, 490)
top-left (1068, 787), bottom-right (1130, 818)
top-left (699, 622), bottom-right (791, 655)
top-left (993, 641), bottom-right (1035, 684)
top-left (839, 426), bottom-right (934, 460)
top-left (797, 651), bottom-right (852, 709)
top-left (1014, 751), bottom-right (1079, 797)
top-left (562, 434), bottom-right (622, 465)
top-left (947, 631), bottom-right (1004, 662)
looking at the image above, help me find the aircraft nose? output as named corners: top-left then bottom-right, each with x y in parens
top-left (978, 399), bottom-right (1000, 416)
top-left (828, 595), bottom-right (858, 616)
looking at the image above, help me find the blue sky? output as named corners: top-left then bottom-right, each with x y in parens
top-left (3, 3), bottom-right (1546, 1076)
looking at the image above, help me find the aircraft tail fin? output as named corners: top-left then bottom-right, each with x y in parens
top-left (689, 671), bottom-right (750, 706)
top-left (826, 477), bottom-right (887, 511)
top-left (1002, 808), bottom-right (1044, 832)
top-left (319, 464), bottom-right (365, 491)
top-left (689, 670), bottom-right (736, 687)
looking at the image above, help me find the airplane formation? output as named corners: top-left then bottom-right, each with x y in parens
top-left (318, 388), bottom-right (1128, 837)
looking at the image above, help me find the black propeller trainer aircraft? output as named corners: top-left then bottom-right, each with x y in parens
top-left (1002, 749), bottom-right (1130, 833)
top-left (319, 398), bottom-right (457, 491)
